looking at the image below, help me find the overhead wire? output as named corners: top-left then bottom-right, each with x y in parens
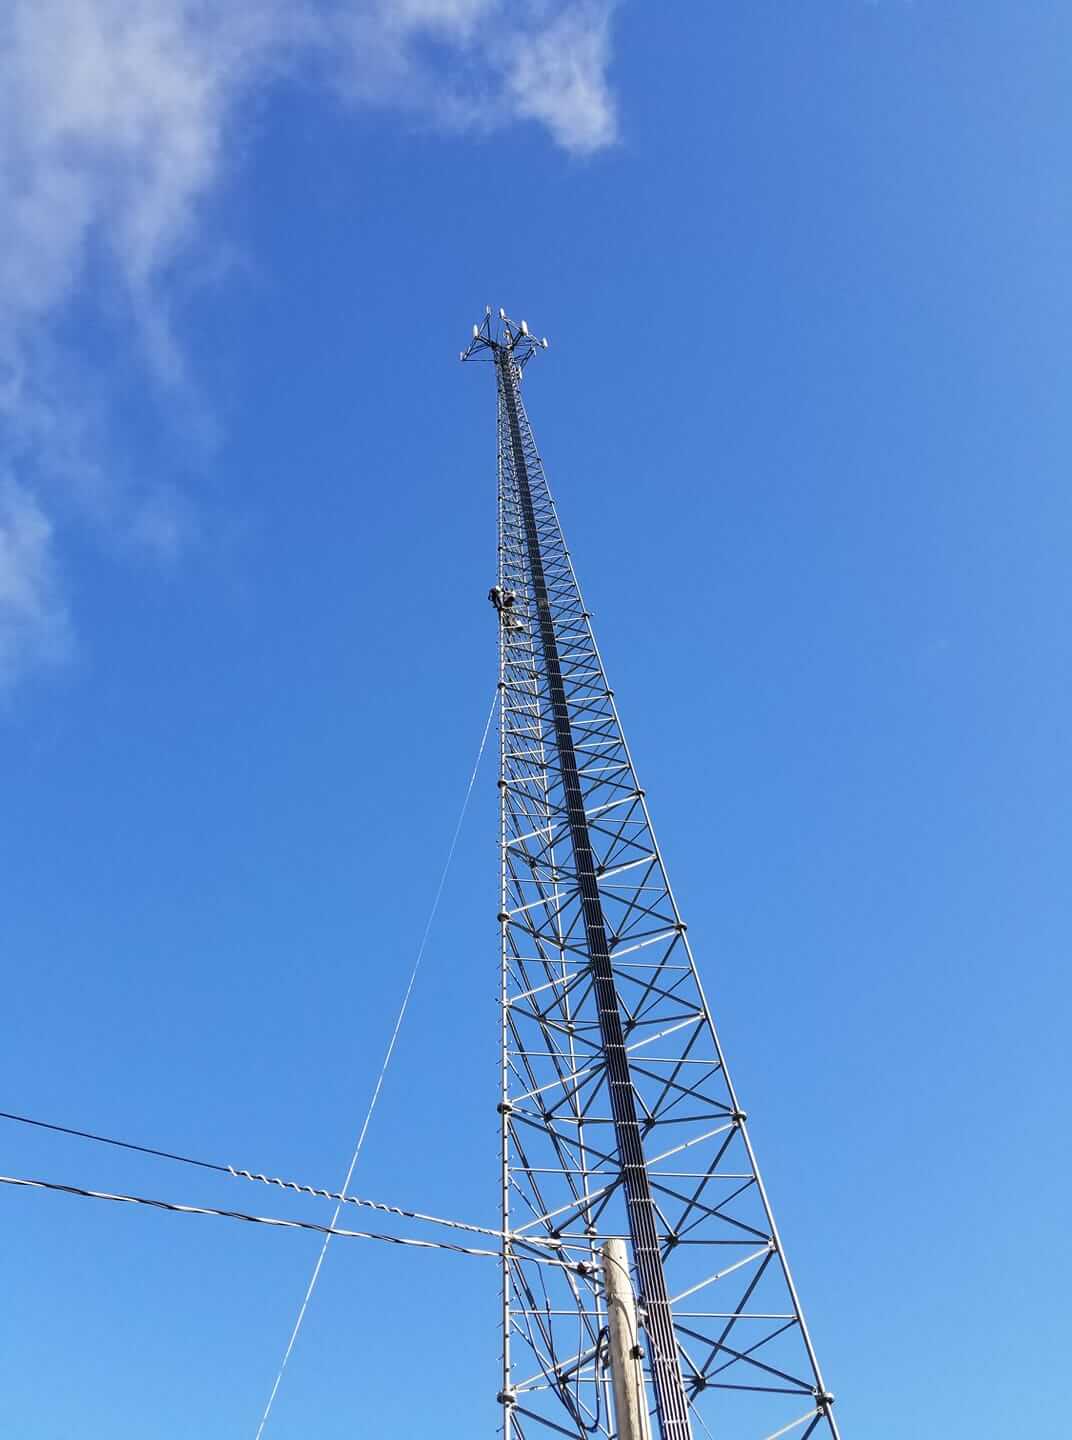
top-left (0, 1109), bottom-right (231, 1174)
top-left (0, 1172), bottom-right (589, 1272)
top-left (0, 1106), bottom-right (553, 1246)
top-left (0, 1172), bottom-right (507, 1258)
top-left (224, 1165), bottom-right (538, 1244)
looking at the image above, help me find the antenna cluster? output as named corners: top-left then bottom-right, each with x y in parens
top-left (460, 305), bottom-right (549, 371)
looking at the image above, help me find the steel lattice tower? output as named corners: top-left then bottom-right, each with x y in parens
top-left (461, 310), bottom-right (840, 1440)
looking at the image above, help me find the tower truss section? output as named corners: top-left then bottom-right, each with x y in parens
top-left (461, 309), bottom-right (840, 1440)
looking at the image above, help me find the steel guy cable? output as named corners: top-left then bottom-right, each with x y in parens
top-left (253, 690), bottom-right (497, 1440)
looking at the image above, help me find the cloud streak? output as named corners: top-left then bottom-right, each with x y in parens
top-left (0, 477), bottom-right (71, 690)
top-left (331, 0), bottom-right (618, 152)
top-left (0, 0), bottom-right (619, 689)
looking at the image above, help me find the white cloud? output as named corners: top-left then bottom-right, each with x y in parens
top-left (330, 0), bottom-right (618, 151)
top-left (505, 5), bottom-right (617, 155)
top-left (0, 2), bottom-right (290, 378)
top-left (0, 0), bottom-right (619, 690)
top-left (0, 477), bottom-right (71, 689)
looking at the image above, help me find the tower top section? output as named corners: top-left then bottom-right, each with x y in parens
top-left (460, 306), bottom-right (549, 371)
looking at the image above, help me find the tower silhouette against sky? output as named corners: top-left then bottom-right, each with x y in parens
top-left (461, 310), bottom-right (840, 1440)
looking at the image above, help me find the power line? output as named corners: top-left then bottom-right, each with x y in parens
top-left (225, 1164), bottom-right (516, 1242)
top-left (0, 1171), bottom-right (582, 1266)
top-left (0, 1106), bottom-right (527, 1244)
top-left (0, 1108), bottom-right (231, 1175)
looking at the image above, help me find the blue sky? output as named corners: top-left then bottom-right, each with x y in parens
top-left (2, 2), bottom-right (1070, 1436)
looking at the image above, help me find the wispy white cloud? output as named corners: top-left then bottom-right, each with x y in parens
top-left (0, 0), bottom-right (619, 690)
top-left (330, 0), bottom-right (618, 152)
top-left (1, 3), bottom-right (286, 363)
top-left (0, 0), bottom-right (290, 689)
top-left (504, 5), bottom-right (617, 155)
top-left (0, 476), bottom-right (71, 689)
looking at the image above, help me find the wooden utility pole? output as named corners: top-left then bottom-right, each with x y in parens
top-left (602, 1238), bottom-right (653, 1440)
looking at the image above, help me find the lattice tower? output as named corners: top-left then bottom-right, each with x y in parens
top-left (461, 309), bottom-right (840, 1440)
